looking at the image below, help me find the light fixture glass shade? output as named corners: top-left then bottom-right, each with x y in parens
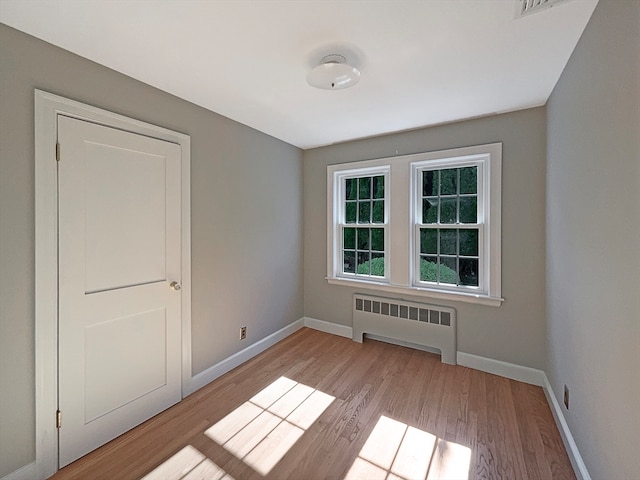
top-left (307, 61), bottom-right (360, 90)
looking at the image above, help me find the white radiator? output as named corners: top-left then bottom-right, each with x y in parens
top-left (352, 294), bottom-right (457, 365)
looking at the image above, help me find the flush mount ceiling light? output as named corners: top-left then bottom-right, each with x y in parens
top-left (307, 54), bottom-right (360, 90)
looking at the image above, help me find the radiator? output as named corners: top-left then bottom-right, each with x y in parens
top-left (352, 294), bottom-right (457, 365)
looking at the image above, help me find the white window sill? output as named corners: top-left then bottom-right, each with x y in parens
top-left (327, 277), bottom-right (504, 307)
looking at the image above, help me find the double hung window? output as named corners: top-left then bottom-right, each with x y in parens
top-left (414, 161), bottom-right (483, 290)
top-left (327, 143), bottom-right (502, 306)
top-left (334, 167), bottom-right (389, 280)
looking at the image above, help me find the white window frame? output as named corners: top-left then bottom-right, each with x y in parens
top-left (327, 143), bottom-right (503, 307)
top-left (411, 156), bottom-right (488, 295)
top-left (329, 164), bottom-right (391, 283)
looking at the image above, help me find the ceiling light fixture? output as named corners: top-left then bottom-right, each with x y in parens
top-left (307, 54), bottom-right (360, 90)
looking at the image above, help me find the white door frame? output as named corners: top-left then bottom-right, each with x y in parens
top-left (34, 90), bottom-right (192, 479)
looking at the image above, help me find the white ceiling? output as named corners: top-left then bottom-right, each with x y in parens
top-left (0, 0), bottom-right (598, 149)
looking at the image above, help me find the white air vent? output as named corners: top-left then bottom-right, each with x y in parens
top-left (352, 294), bottom-right (457, 364)
top-left (515, 0), bottom-right (573, 18)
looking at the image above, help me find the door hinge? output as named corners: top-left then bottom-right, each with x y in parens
top-left (56, 143), bottom-right (60, 162)
top-left (56, 410), bottom-right (62, 429)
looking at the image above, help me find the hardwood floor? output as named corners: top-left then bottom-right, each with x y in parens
top-left (49, 328), bottom-right (575, 480)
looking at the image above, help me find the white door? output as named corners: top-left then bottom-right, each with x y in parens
top-left (57, 115), bottom-right (182, 467)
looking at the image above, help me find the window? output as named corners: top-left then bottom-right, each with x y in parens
top-left (414, 161), bottom-right (482, 290)
top-left (332, 166), bottom-right (389, 281)
top-left (327, 144), bottom-right (502, 306)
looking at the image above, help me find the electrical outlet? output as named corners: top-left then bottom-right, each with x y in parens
top-left (240, 326), bottom-right (247, 340)
top-left (564, 385), bottom-right (570, 409)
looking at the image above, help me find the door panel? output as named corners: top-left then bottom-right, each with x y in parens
top-left (84, 142), bottom-right (167, 293)
top-left (57, 115), bottom-right (182, 468)
top-left (84, 307), bottom-right (168, 423)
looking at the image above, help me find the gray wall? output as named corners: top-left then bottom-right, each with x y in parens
top-left (303, 107), bottom-right (548, 370)
top-left (546, 0), bottom-right (640, 477)
top-left (4, 0), bottom-right (637, 476)
top-left (0, 24), bottom-right (303, 477)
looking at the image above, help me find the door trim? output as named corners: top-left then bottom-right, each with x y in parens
top-left (34, 90), bottom-right (192, 478)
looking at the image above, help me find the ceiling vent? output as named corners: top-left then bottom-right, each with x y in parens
top-left (515, 0), bottom-right (573, 18)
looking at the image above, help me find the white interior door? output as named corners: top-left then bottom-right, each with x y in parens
top-left (57, 115), bottom-right (182, 467)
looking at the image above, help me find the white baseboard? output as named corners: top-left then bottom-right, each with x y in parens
top-left (456, 351), bottom-right (590, 480)
top-left (365, 333), bottom-right (442, 355)
top-left (302, 316), bottom-right (440, 356)
top-left (456, 351), bottom-right (546, 386)
top-left (11, 317), bottom-right (588, 480)
top-left (186, 319), bottom-right (591, 480)
top-left (542, 375), bottom-right (591, 480)
top-left (1, 462), bottom-right (36, 480)
top-left (303, 317), bottom-right (353, 338)
top-left (186, 318), bottom-right (305, 395)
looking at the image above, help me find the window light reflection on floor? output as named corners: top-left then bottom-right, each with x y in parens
top-left (141, 445), bottom-right (234, 480)
top-left (344, 415), bottom-right (471, 480)
top-left (205, 376), bottom-right (335, 476)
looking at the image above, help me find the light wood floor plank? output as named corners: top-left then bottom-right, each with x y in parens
top-left (49, 328), bottom-right (575, 480)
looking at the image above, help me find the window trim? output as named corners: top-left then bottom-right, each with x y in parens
top-left (327, 143), bottom-right (503, 307)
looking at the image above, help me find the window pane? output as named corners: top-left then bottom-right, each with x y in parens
top-left (371, 252), bottom-right (384, 276)
top-left (343, 227), bottom-right (355, 249)
top-left (423, 198), bottom-right (438, 223)
top-left (459, 229), bottom-right (479, 256)
top-left (343, 250), bottom-right (356, 273)
top-left (440, 257), bottom-right (458, 284)
top-left (423, 170), bottom-right (438, 196)
top-left (440, 198), bottom-right (456, 223)
top-left (346, 178), bottom-right (357, 200)
top-left (355, 253), bottom-right (384, 277)
top-left (357, 228), bottom-right (370, 250)
top-left (358, 177), bottom-right (371, 199)
top-left (420, 256), bottom-right (438, 282)
top-left (372, 200), bottom-right (384, 223)
top-left (440, 169), bottom-right (457, 195)
top-left (373, 176), bottom-right (385, 199)
top-left (358, 201), bottom-right (371, 223)
top-left (357, 251), bottom-right (370, 274)
top-left (440, 229), bottom-right (457, 255)
top-left (459, 196), bottom-right (477, 223)
top-left (420, 228), bottom-right (437, 254)
top-left (345, 202), bottom-right (356, 223)
top-left (371, 228), bottom-right (384, 251)
top-left (459, 167), bottom-right (477, 194)
top-left (459, 258), bottom-right (479, 286)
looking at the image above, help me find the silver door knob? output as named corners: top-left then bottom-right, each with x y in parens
top-left (170, 281), bottom-right (182, 291)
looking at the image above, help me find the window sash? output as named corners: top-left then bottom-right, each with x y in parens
top-left (334, 168), bottom-right (390, 282)
top-left (413, 224), bottom-right (484, 292)
top-left (339, 225), bottom-right (387, 278)
top-left (412, 159), bottom-right (488, 294)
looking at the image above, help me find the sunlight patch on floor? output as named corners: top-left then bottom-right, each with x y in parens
top-left (205, 376), bottom-right (335, 475)
top-left (427, 438), bottom-right (472, 480)
top-left (344, 415), bottom-right (471, 480)
top-left (141, 445), bottom-right (234, 480)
